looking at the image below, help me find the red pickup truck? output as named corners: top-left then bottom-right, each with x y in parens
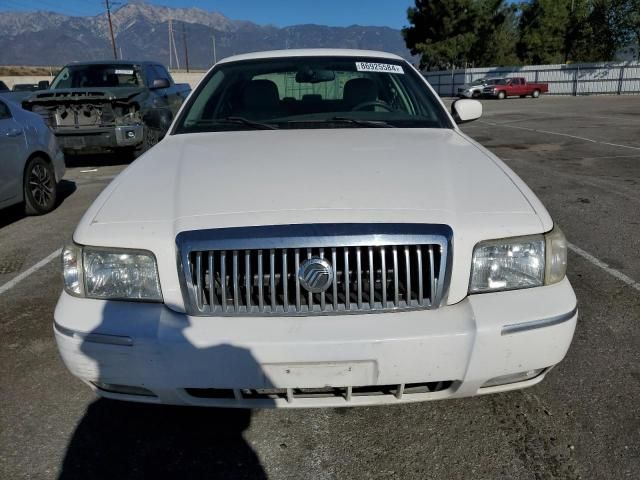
top-left (482, 77), bottom-right (549, 99)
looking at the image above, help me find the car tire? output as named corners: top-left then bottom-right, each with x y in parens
top-left (498, 91), bottom-right (506, 100)
top-left (24, 156), bottom-right (57, 215)
top-left (472, 91), bottom-right (481, 99)
top-left (532, 90), bottom-right (541, 98)
top-left (135, 125), bottom-right (162, 157)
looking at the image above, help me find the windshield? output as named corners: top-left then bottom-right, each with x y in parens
top-left (495, 79), bottom-right (509, 85)
top-left (471, 78), bottom-right (486, 86)
top-left (174, 56), bottom-right (452, 133)
top-left (486, 79), bottom-right (500, 85)
top-left (50, 64), bottom-right (141, 89)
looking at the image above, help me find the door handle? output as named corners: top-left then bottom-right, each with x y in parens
top-left (6, 128), bottom-right (22, 137)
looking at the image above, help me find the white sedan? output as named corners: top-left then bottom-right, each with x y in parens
top-left (0, 96), bottom-right (65, 214)
top-left (55, 49), bottom-right (576, 408)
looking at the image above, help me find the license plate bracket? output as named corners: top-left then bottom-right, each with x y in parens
top-left (262, 361), bottom-right (378, 388)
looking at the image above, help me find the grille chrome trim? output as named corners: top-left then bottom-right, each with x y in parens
top-left (177, 224), bottom-right (452, 317)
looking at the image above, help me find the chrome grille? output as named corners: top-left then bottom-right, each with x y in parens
top-left (177, 224), bottom-right (451, 316)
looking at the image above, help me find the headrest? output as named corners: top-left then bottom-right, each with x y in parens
top-left (343, 78), bottom-right (378, 107)
top-left (242, 80), bottom-right (280, 109)
top-left (105, 73), bottom-right (119, 87)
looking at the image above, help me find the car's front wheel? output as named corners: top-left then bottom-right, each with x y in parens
top-left (24, 156), bottom-right (57, 215)
top-left (498, 91), bottom-right (506, 100)
top-left (134, 125), bottom-right (162, 158)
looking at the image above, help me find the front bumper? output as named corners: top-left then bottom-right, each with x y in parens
top-left (457, 89), bottom-right (475, 98)
top-left (54, 278), bottom-right (577, 408)
top-left (54, 124), bottom-right (143, 153)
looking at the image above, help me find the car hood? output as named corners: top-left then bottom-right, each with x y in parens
top-left (76, 128), bottom-right (550, 307)
top-left (84, 128), bottom-right (543, 227)
top-left (23, 87), bottom-right (146, 104)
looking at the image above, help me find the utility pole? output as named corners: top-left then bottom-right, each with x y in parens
top-left (169, 20), bottom-right (180, 70)
top-left (212, 32), bottom-right (217, 65)
top-left (169, 19), bottom-right (173, 68)
top-left (105, 0), bottom-right (118, 60)
top-left (182, 22), bottom-right (190, 73)
top-left (168, 19), bottom-right (181, 70)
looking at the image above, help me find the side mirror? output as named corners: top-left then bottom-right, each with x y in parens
top-left (151, 78), bottom-right (170, 90)
top-left (38, 80), bottom-right (50, 90)
top-left (451, 99), bottom-right (482, 124)
top-left (143, 108), bottom-right (173, 134)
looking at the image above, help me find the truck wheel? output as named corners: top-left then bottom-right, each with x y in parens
top-left (532, 90), bottom-right (541, 98)
top-left (135, 125), bottom-right (162, 157)
top-left (24, 156), bottom-right (57, 215)
top-left (498, 91), bottom-right (506, 100)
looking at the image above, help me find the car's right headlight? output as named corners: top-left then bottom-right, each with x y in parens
top-left (62, 243), bottom-right (162, 302)
top-left (469, 226), bottom-right (567, 294)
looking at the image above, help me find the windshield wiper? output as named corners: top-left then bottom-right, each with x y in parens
top-left (223, 116), bottom-right (279, 130)
top-left (277, 117), bottom-right (395, 129)
top-left (330, 117), bottom-right (396, 128)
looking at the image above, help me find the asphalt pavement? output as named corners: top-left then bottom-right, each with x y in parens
top-left (0, 96), bottom-right (638, 479)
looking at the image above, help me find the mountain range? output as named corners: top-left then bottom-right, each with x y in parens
top-left (0, 1), bottom-right (413, 68)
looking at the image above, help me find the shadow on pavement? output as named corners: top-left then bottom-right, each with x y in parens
top-left (57, 300), bottom-right (271, 479)
top-left (65, 152), bottom-right (135, 168)
top-left (58, 400), bottom-right (266, 480)
top-left (0, 179), bottom-right (76, 229)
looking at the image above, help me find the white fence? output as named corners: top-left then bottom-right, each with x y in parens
top-left (424, 61), bottom-right (640, 96)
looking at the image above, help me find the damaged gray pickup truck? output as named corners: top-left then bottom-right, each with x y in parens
top-left (22, 60), bottom-right (190, 155)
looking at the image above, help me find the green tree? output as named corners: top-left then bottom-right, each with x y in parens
top-left (517, 0), bottom-right (571, 64)
top-left (587, 0), bottom-right (639, 60)
top-left (480, 3), bottom-right (521, 65)
top-left (402, 0), bottom-right (518, 69)
top-left (564, 0), bottom-right (593, 62)
top-left (517, 0), bottom-right (638, 63)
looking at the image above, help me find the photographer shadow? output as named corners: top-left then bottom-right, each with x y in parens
top-left (58, 301), bottom-right (270, 480)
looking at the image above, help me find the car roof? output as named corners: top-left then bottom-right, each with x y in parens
top-left (218, 49), bottom-right (405, 65)
top-left (65, 60), bottom-right (162, 66)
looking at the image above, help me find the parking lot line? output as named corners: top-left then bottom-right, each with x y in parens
top-left (478, 120), bottom-right (640, 151)
top-left (568, 243), bottom-right (640, 292)
top-left (0, 248), bottom-right (62, 296)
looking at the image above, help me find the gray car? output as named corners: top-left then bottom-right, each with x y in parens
top-left (0, 97), bottom-right (65, 214)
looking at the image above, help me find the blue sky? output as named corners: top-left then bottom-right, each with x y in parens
top-left (0, 0), bottom-right (416, 29)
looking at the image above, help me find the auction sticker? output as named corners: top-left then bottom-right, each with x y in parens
top-left (115, 69), bottom-right (134, 75)
top-left (355, 62), bottom-right (404, 74)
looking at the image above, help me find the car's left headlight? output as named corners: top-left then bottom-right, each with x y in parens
top-left (62, 244), bottom-right (162, 302)
top-left (469, 227), bottom-right (567, 294)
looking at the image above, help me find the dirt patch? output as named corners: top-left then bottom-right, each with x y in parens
top-left (0, 248), bottom-right (28, 274)
top-left (0, 65), bottom-right (59, 76)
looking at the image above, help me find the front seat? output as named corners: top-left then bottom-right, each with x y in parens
top-left (105, 73), bottom-right (120, 87)
top-left (238, 80), bottom-right (282, 119)
top-left (343, 78), bottom-right (378, 110)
